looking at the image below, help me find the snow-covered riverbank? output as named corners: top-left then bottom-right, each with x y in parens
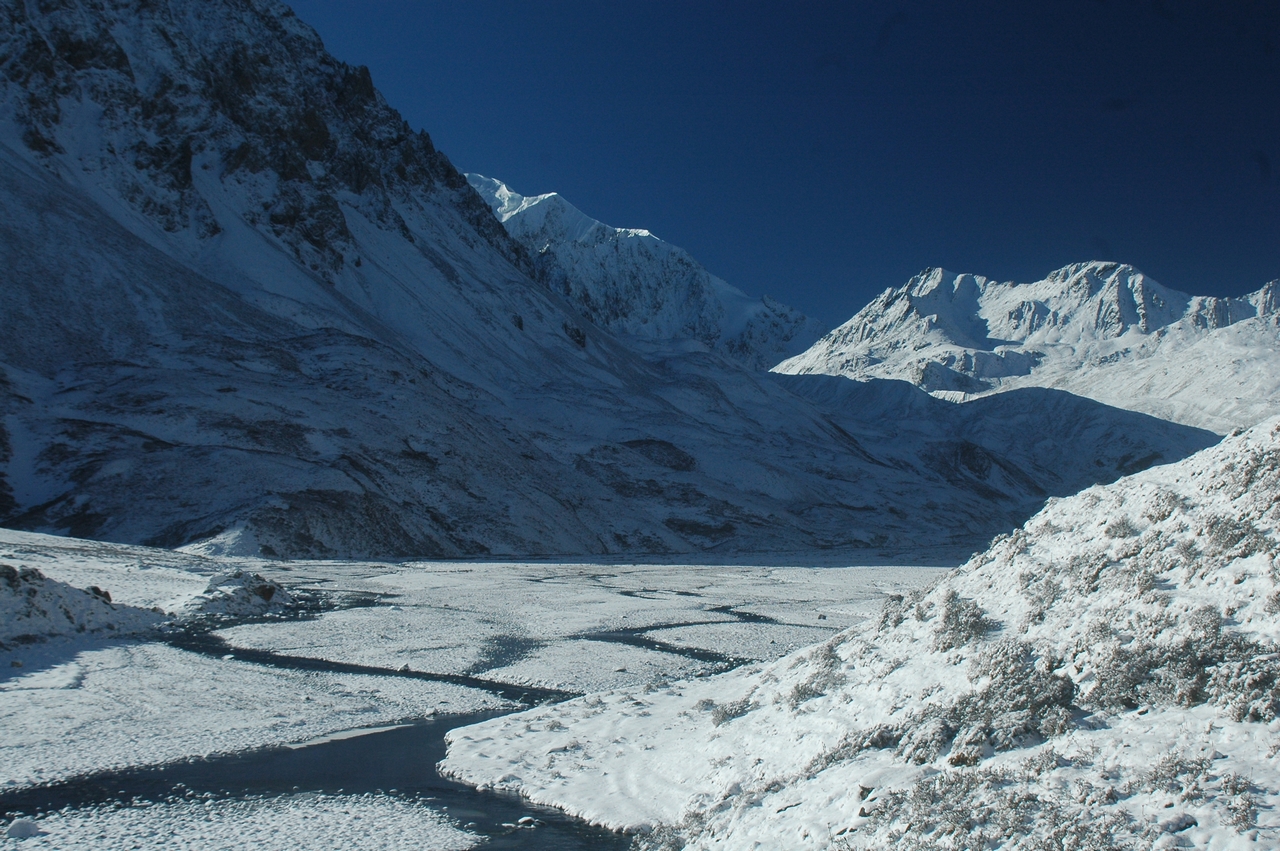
top-left (442, 419), bottom-right (1280, 849)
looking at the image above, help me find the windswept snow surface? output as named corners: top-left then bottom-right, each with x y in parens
top-left (468, 174), bottom-right (827, 370)
top-left (776, 262), bottom-right (1280, 433)
top-left (442, 418), bottom-right (1280, 850)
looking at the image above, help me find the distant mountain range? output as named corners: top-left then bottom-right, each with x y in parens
top-left (776, 262), bottom-right (1280, 433)
top-left (0, 0), bottom-right (1245, 559)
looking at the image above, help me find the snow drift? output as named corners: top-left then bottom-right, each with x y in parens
top-left (442, 418), bottom-right (1280, 849)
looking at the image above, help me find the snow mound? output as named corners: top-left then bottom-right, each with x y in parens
top-left (5, 819), bottom-right (41, 839)
top-left (0, 564), bottom-right (163, 647)
top-left (776, 262), bottom-right (1280, 432)
top-left (441, 418), bottom-right (1280, 849)
top-left (171, 569), bottom-right (291, 618)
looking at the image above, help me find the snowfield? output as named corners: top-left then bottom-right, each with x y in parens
top-left (2, 793), bottom-right (478, 851)
top-left (441, 418), bottom-right (1280, 849)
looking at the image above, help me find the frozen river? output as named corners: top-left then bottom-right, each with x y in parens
top-left (0, 530), bottom-right (947, 848)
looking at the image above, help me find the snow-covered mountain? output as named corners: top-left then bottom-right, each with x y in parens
top-left (443, 417), bottom-right (1280, 849)
top-left (776, 262), bottom-right (1280, 433)
top-left (0, 0), bottom-right (1218, 559)
top-left (468, 174), bottom-right (827, 370)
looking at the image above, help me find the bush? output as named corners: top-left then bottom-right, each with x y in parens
top-left (934, 590), bottom-right (995, 651)
top-left (1105, 516), bottom-right (1140, 539)
top-left (787, 643), bottom-right (845, 708)
top-left (1143, 489), bottom-right (1186, 523)
top-left (851, 763), bottom-right (1137, 851)
top-left (891, 640), bottom-right (1076, 766)
top-left (711, 698), bottom-right (753, 726)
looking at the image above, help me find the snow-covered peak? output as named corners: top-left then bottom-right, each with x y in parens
top-left (776, 262), bottom-right (1280, 432)
top-left (469, 174), bottom-right (557, 224)
top-left (467, 174), bottom-right (826, 370)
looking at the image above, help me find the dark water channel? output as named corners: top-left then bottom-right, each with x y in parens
top-left (0, 712), bottom-right (630, 849)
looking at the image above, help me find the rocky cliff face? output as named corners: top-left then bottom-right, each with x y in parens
top-left (776, 262), bottom-right (1280, 433)
top-left (469, 174), bottom-right (827, 371)
top-left (1, 0), bottom-right (521, 275)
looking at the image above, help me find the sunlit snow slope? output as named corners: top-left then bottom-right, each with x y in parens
top-left (443, 418), bottom-right (1280, 850)
top-left (776, 262), bottom-right (1280, 433)
top-left (468, 174), bottom-right (827, 370)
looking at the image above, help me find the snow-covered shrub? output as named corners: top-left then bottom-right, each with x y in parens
top-left (1200, 515), bottom-right (1272, 562)
top-left (851, 760), bottom-right (1136, 851)
top-left (876, 588), bottom-right (930, 632)
top-left (933, 589), bottom-right (994, 651)
top-left (1219, 772), bottom-right (1258, 831)
top-left (710, 697), bottom-right (754, 727)
top-left (894, 639), bottom-right (1075, 766)
top-left (1105, 516), bottom-right (1139, 538)
top-left (630, 821), bottom-right (694, 851)
top-left (786, 642), bottom-right (845, 708)
top-left (1142, 488), bottom-right (1186, 523)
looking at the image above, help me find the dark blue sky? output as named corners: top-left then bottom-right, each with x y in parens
top-left (288, 0), bottom-right (1280, 326)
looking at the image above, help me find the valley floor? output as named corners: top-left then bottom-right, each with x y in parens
top-left (0, 529), bottom-right (943, 849)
